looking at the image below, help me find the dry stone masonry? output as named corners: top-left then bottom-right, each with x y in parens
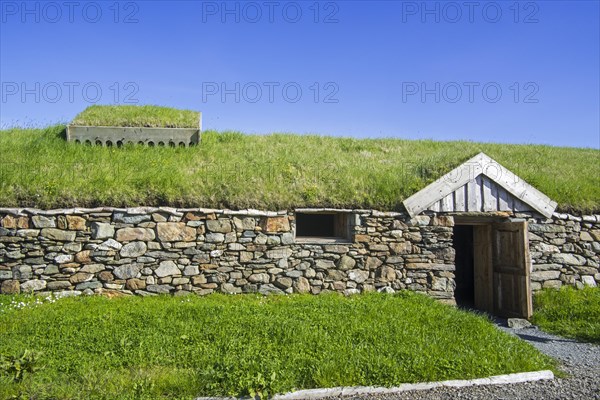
top-left (528, 213), bottom-right (600, 290)
top-left (0, 208), bottom-right (599, 300)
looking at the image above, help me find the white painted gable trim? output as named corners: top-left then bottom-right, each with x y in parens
top-left (402, 153), bottom-right (558, 218)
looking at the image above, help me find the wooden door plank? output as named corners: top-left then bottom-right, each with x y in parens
top-left (491, 221), bottom-right (532, 318)
top-left (473, 225), bottom-right (493, 313)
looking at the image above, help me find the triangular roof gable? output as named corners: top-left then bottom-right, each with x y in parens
top-left (402, 152), bottom-right (557, 218)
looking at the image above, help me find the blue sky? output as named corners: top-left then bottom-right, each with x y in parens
top-left (1, 0), bottom-right (599, 148)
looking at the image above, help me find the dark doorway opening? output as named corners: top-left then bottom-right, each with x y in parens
top-left (453, 225), bottom-right (475, 308)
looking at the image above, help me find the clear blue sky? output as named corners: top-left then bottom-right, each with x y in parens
top-left (1, 0), bottom-right (598, 148)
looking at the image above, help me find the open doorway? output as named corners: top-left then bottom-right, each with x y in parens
top-left (453, 225), bottom-right (475, 308)
top-left (451, 218), bottom-right (533, 319)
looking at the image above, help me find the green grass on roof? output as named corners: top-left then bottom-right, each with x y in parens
top-left (0, 124), bottom-right (598, 212)
top-left (71, 105), bottom-right (200, 128)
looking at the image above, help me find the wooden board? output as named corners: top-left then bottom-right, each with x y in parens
top-left (403, 152), bottom-right (557, 218)
top-left (473, 225), bottom-right (493, 313)
top-left (491, 221), bottom-right (532, 318)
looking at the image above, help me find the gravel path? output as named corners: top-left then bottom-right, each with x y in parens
top-left (326, 319), bottom-right (600, 400)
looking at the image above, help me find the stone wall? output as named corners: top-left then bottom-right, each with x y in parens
top-left (528, 213), bottom-right (600, 290)
top-left (0, 208), bottom-right (455, 300)
top-left (0, 207), bottom-right (598, 299)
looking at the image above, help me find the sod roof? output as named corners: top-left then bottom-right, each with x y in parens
top-left (0, 124), bottom-right (598, 213)
top-left (71, 105), bottom-right (200, 129)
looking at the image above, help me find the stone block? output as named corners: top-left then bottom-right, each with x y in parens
top-left (116, 228), bottom-right (155, 242)
top-left (80, 264), bottom-right (105, 274)
top-left (98, 271), bottom-right (114, 282)
top-left (12, 265), bottom-right (32, 280)
top-left (0, 270), bottom-right (12, 280)
top-left (368, 244), bottom-right (389, 252)
top-left (113, 212), bottom-right (151, 225)
top-left (172, 277), bottom-right (189, 285)
top-left (258, 284), bottom-right (284, 295)
top-left (315, 259), bottom-right (336, 270)
top-left (390, 242), bottom-right (412, 255)
top-left (41, 228), bottom-right (76, 242)
top-left (157, 223), bottom-right (196, 242)
top-left (91, 223), bottom-right (115, 239)
top-left (274, 277), bottom-right (293, 289)
top-left (47, 281), bottom-right (71, 290)
top-left (266, 248), bottom-right (292, 260)
top-left (114, 264), bottom-right (143, 280)
top-left (146, 284), bottom-right (173, 294)
top-left (377, 266), bottom-right (396, 282)
top-left (120, 242), bottom-right (147, 258)
top-left (324, 245), bottom-right (350, 253)
top-left (543, 280), bottom-right (562, 289)
top-left (1, 280), bottom-right (20, 294)
top-left (95, 240), bottom-right (122, 253)
top-left (354, 234), bottom-right (370, 242)
top-left (54, 254), bottom-right (73, 264)
top-left (348, 269), bottom-right (368, 283)
top-left (70, 272), bottom-right (93, 284)
top-left (183, 265), bottom-right (200, 276)
top-left (21, 279), bottom-right (46, 292)
top-left (551, 253), bottom-right (586, 266)
top-left (365, 257), bottom-right (383, 270)
top-left (206, 219), bottom-right (232, 233)
top-left (1, 215), bottom-right (29, 229)
top-left (248, 273), bottom-right (270, 283)
top-left (15, 229), bottom-right (38, 239)
top-left (221, 283), bottom-right (242, 294)
top-left (31, 215), bottom-right (56, 228)
top-left (206, 233), bottom-right (225, 243)
top-left (529, 224), bottom-right (566, 233)
top-left (75, 250), bottom-right (92, 264)
top-left (582, 275), bottom-right (597, 287)
top-left (75, 281), bottom-right (102, 290)
top-left (155, 261), bottom-right (181, 277)
top-left (260, 216), bottom-right (290, 233)
top-left (337, 255), bottom-right (356, 271)
top-left (66, 216), bottom-right (87, 231)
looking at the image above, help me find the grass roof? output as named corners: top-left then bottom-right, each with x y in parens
top-left (0, 125), bottom-right (598, 213)
top-left (71, 105), bottom-right (200, 128)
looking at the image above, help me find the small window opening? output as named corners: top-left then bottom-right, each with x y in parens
top-left (295, 212), bottom-right (352, 243)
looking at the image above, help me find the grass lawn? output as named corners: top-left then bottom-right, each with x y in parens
top-left (0, 292), bottom-right (555, 399)
top-left (71, 105), bottom-right (200, 128)
top-left (532, 287), bottom-right (600, 343)
top-left (0, 124), bottom-right (598, 212)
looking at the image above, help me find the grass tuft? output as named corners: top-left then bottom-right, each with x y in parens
top-left (0, 292), bottom-right (555, 399)
top-left (0, 124), bottom-right (598, 212)
top-left (71, 105), bottom-right (200, 128)
top-left (532, 287), bottom-right (600, 343)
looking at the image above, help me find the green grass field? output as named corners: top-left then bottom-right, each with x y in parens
top-left (71, 105), bottom-right (200, 128)
top-left (0, 124), bottom-right (598, 212)
top-left (532, 287), bottom-right (600, 343)
top-left (0, 292), bottom-right (555, 399)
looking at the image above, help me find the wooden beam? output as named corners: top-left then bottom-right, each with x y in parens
top-left (403, 152), bottom-right (557, 218)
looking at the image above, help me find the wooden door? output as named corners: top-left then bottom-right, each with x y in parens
top-left (491, 221), bottom-right (532, 318)
top-left (473, 225), bottom-right (493, 313)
